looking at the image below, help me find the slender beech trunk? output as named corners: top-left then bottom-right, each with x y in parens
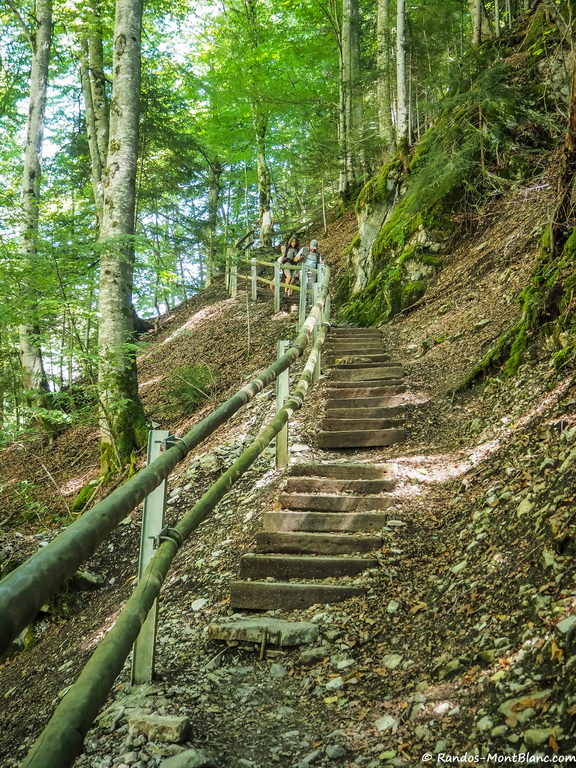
top-left (205, 159), bottom-right (223, 286)
top-left (337, 31), bottom-right (350, 199)
top-left (495, 0), bottom-right (501, 37)
top-left (16, 0), bottom-right (53, 418)
top-left (97, 0), bottom-right (146, 474)
top-left (79, 0), bottom-right (109, 227)
top-left (377, 0), bottom-right (395, 154)
top-left (470, 0), bottom-right (492, 45)
top-left (253, 106), bottom-right (271, 211)
top-left (339, 0), bottom-right (362, 199)
top-left (472, 0), bottom-right (482, 44)
top-left (348, 0), bottom-right (364, 180)
top-left (396, 0), bottom-right (408, 163)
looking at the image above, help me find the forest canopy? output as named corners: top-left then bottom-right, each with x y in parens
top-left (0, 0), bottom-right (567, 465)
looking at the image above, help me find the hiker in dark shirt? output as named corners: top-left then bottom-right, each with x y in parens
top-left (282, 235), bottom-right (300, 296)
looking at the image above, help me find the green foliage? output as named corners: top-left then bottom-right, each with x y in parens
top-left (401, 280), bottom-right (426, 308)
top-left (162, 363), bottom-right (214, 417)
top-left (71, 481), bottom-right (98, 515)
top-left (2, 480), bottom-right (51, 525)
top-left (453, 322), bottom-right (522, 393)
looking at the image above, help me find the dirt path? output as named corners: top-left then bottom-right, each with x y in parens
top-left (2, 183), bottom-right (576, 765)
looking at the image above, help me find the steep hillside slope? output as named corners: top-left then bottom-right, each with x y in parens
top-left (1, 153), bottom-right (575, 765)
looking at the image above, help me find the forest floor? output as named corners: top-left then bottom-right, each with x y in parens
top-left (1, 178), bottom-right (576, 768)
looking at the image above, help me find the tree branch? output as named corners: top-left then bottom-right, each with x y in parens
top-left (5, 0), bottom-right (34, 50)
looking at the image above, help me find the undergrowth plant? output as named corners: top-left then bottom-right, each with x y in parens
top-left (162, 363), bottom-right (214, 417)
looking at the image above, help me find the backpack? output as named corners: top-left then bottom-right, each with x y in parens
top-left (299, 247), bottom-right (320, 268)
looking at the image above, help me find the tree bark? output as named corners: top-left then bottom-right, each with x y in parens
top-left (79, 0), bottom-right (109, 227)
top-left (339, 0), bottom-right (363, 199)
top-left (377, 0), bottom-right (395, 154)
top-left (97, 0), bottom-right (146, 474)
top-left (348, 0), bottom-right (363, 179)
top-left (396, 0), bottom-right (408, 162)
top-left (206, 159), bottom-right (223, 285)
top-left (253, 105), bottom-right (271, 211)
top-left (470, 0), bottom-right (492, 45)
top-left (17, 0), bottom-right (53, 415)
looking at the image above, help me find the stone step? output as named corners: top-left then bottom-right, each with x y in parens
top-left (263, 511), bottom-right (391, 532)
top-left (285, 476), bottom-right (396, 494)
top-left (326, 406), bottom-right (405, 420)
top-left (330, 367), bottom-right (403, 382)
top-left (229, 581), bottom-right (366, 611)
top-left (289, 463), bottom-right (395, 479)
top-left (326, 395), bottom-right (405, 409)
top-left (329, 361), bottom-right (403, 370)
top-left (239, 554), bottom-right (378, 580)
top-left (327, 345), bottom-right (384, 355)
top-left (322, 418), bottom-right (404, 432)
top-left (318, 428), bottom-right (406, 449)
top-left (326, 381), bottom-right (405, 391)
top-left (279, 493), bottom-right (394, 512)
top-left (255, 531), bottom-right (383, 555)
top-left (330, 329), bottom-right (382, 336)
top-left (207, 617), bottom-right (319, 646)
top-left (325, 353), bottom-right (391, 364)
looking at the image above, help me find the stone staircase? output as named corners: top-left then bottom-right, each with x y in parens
top-left (227, 328), bottom-right (406, 613)
top-left (319, 328), bottom-right (406, 449)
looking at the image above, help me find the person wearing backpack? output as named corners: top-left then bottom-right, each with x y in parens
top-left (295, 239), bottom-right (323, 289)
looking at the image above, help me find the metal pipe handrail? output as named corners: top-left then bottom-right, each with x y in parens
top-left (236, 257), bottom-right (319, 274)
top-left (22, 314), bottom-right (330, 768)
top-left (0, 270), bottom-right (330, 654)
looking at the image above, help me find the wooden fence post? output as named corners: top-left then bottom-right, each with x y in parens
top-left (299, 262), bottom-right (308, 327)
top-left (251, 257), bottom-right (257, 301)
top-left (274, 260), bottom-right (281, 313)
top-left (312, 283), bottom-right (322, 382)
top-left (131, 429), bottom-right (170, 686)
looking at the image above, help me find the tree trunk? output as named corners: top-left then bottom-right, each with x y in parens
top-left (79, 0), bottom-right (109, 227)
top-left (97, 0), bottom-right (146, 475)
top-left (552, 69), bottom-right (576, 254)
top-left (253, 105), bottom-right (272, 211)
top-left (348, 0), bottom-right (364, 180)
top-left (339, 0), bottom-right (362, 199)
top-left (376, 0), bottom-right (395, 154)
top-left (396, 0), bottom-right (408, 163)
top-left (470, 0), bottom-right (492, 45)
top-left (205, 160), bottom-right (223, 286)
top-left (17, 0), bottom-right (53, 416)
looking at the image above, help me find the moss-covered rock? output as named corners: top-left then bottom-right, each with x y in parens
top-left (355, 159), bottom-right (403, 214)
top-left (401, 280), bottom-right (426, 308)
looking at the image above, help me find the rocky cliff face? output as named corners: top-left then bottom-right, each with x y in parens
top-left (350, 170), bottom-right (400, 293)
top-left (343, 161), bottom-right (449, 325)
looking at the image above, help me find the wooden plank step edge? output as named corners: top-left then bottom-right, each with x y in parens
top-left (229, 581), bottom-right (366, 610)
top-left (239, 554), bottom-right (379, 579)
top-left (255, 531), bottom-right (383, 554)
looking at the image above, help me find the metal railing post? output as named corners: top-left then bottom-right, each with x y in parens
top-left (131, 429), bottom-right (170, 686)
top-left (274, 260), bottom-right (281, 312)
top-left (275, 340), bottom-right (290, 468)
top-left (299, 262), bottom-right (308, 327)
top-left (251, 257), bottom-right (257, 301)
top-left (312, 283), bottom-right (322, 382)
